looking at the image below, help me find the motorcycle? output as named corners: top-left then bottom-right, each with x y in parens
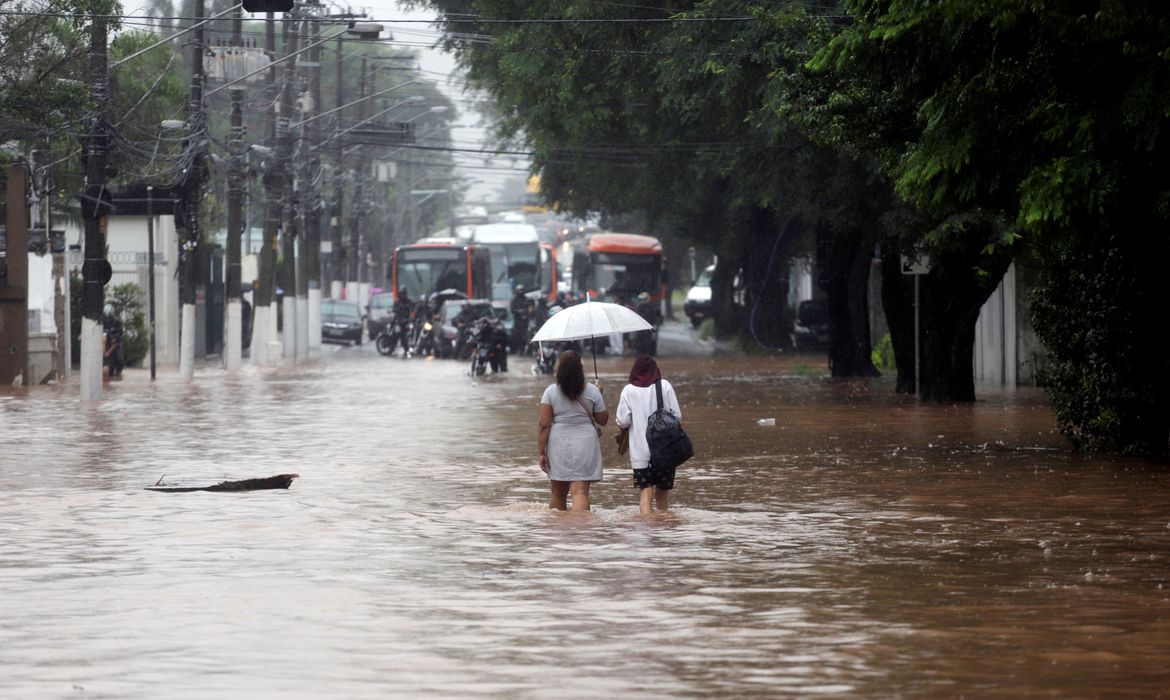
top-left (412, 314), bottom-right (440, 358)
top-left (466, 320), bottom-right (506, 376)
top-left (532, 341), bottom-right (557, 375)
top-left (467, 325), bottom-right (490, 376)
top-left (375, 313), bottom-right (410, 357)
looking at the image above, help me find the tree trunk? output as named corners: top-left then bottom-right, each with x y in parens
top-left (740, 210), bottom-right (794, 349)
top-left (818, 222), bottom-right (879, 377)
top-left (917, 246), bottom-right (1011, 402)
top-left (880, 239), bottom-right (916, 393)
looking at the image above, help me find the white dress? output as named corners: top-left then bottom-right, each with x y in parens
top-left (541, 383), bottom-right (606, 482)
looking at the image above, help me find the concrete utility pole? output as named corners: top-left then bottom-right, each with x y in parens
top-left (79, 15), bottom-right (111, 400)
top-left (329, 32), bottom-right (346, 300)
top-left (279, 13), bottom-right (301, 361)
top-left (251, 10), bottom-right (282, 365)
top-left (346, 57), bottom-right (368, 303)
top-left (224, 5), bottom-right (245, 371)
top-left (177, 0), bottom-right (209, 379)
top-left (303, 13), bottom-right (323, 351)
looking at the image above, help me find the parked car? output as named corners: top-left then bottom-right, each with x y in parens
top-left (366, 292), bottom-right (394, 341)
top-left (437, 298), bottom-right (495, 357)
top-left (321, 299), bottom-right (364, 345)
top-left (684, 264), bottom-right (714, 328)
top-left (791, 298), bottom-right (830, 351)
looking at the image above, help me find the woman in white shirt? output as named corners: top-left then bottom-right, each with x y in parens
top-left (615, 354), bottom-right (682, 515)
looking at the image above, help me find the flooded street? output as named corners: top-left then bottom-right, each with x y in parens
top-left (2, 346), bottom-right (1169, 698)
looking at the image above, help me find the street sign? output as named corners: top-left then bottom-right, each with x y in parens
top-left (900, 253), bottom-right (932, 275)
top-left (243, 0), bottom-right (293, 12)
top-left (341, 123), bottom-right (414, 147)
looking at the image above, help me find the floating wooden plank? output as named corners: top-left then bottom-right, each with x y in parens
top-left (145, 473), bottom-right (299, 493)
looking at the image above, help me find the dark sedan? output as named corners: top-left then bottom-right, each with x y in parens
top-left (321, 299), bottom-right (364, 345)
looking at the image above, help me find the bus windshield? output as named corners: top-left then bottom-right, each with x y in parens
top-left (396, 248), bottom-right (465, 299)
top-left (591, 252), bottom-right (660, 300)
top-left (484, 242), bottom-right (539, 297)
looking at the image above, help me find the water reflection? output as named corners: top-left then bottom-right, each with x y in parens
top-left (1, 351), bottom-right (1167, 698)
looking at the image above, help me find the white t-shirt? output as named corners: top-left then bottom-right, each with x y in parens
top-left (615, 379), bottom-right (681, 470)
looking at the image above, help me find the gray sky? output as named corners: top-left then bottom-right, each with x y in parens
top-left (356, 1), bottom-right (530, 202)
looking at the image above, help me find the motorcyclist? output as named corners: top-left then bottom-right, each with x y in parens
top-left (452, 302), bottom-right (477, 358)
top-left (388, 287), bottom-right (414, 355)
top-left (490, 317), bottom-right (510, 373)
top-left (102, 303), bottom-right (125, 379)
top-left (510, 285), bottom-right (529, 355)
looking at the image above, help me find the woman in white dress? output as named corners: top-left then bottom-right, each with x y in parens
top-left (537, 351), bottom-right (608, 511)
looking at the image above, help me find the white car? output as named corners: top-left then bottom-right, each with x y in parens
top-left (684, 264), bottom-right (714, 328)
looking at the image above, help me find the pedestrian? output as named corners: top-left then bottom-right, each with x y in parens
top-left (615, 354), bottom-right (682, 515)
top-left (510, 285), bottom-right (529, 354)
top-left (102, 303), bottom-right (125, 380)
top-left (537, 350), bottom-right (608, 512)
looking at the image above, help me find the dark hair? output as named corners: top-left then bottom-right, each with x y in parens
top-left (555, 350), bottom-right (585, 400)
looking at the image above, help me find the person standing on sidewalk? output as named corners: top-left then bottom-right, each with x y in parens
top-left (615, 354), bottom-right (682, 515)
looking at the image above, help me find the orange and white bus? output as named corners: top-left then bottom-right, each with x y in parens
top-left (570, 233), bottom-right (664, 303)
top-left (389, 240), bottom-right (491, 302)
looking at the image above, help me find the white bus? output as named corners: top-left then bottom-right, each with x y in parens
top-left (469, 223), bottom-right (541, 300)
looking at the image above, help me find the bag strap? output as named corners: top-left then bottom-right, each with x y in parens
top-left (575, 396), bottom-right (598, 427)
top-left (654, 379), bottom-right (663, 411)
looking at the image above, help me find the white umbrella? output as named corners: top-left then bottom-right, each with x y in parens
top-left (531, 298), bottom-right (652, 378)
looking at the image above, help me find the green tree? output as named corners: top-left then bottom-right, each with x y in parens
top-left (811, 0), bottom-right (1170, 454)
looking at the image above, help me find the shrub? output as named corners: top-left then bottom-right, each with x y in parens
top-left (107, 283), bottom-right (149, 367)
top-left (871, 332), bottom-right (896, 370)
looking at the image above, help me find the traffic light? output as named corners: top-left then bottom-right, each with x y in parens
top-left (243, 0), bottom-right (294, 12)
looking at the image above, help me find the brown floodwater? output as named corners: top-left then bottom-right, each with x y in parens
top-left (1, 349), bottom-right (1168, 698)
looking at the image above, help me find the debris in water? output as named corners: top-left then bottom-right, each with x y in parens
top-left (144, 473), bottom-right (299, 493)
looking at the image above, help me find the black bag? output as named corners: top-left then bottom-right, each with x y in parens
top-left (646, 379), bottom-right (693, 470)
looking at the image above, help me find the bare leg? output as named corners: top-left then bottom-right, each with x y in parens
top-left (569, 481), bottom-right (591, 512)
top-left (639, 487), bottom-right (654, 516)
top-left (654, 487), bottom-right (670, 512)
top-left (549, 481), bottom-right (569, 510)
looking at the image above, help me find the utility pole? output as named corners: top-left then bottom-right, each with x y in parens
top-left (251, 10), bottom-right (281, 364)
top-left (279, 12), bottom-right (301, 360)
top-left (303, 12), bottom-right (323, 351)
top-left (224, 4), bottom-right (245, 371)
top-left (177, 0), bottom-right (208, 379)
top-left (346, 57), bottom-right (368, 303)
top-left (79, 14), bottom-right (111, 400)
top-left (328, 32), bottom-right (346, 300)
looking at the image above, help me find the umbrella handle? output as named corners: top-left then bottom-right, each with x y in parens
top-left (591, 335), bottom-right (598, 382)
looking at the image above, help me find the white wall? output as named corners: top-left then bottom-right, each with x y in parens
top-left (974, 263), bottom-right (1019, 386)
top-left (63, 214), bottom-right (181, 367)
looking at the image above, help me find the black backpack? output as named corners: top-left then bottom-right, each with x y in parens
top-left (646, 379), bottom-right (694, 470)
